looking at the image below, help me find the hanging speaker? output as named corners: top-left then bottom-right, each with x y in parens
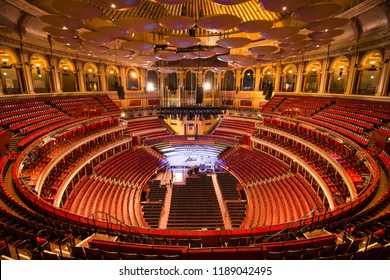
top-left (196, 86), bottom-right (203, 104)
top-left (116, 86), bottom-right (125, 100)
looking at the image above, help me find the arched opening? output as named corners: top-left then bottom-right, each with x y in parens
top-left (106, 65), bottom-right (119, 91)
top-left (30, 54), bottom-right (51, 93)
top-left (303, 61), bottom-right (321, 93)
top-left (242, 69), bottom-right (254, 91)
top-left (146, 70), bottom-right (158, 91)
top-left (354, 50), bottom-right (382, 95)
top-left (0, 47), bottom-right (22, 94)
top-left (261, 66), bottom-right (275, 92)
top-left (59, 59), bottom-right (77, 92)
top-left (204, 71), bottom-right (214, 99)
top-left (223, 70), bottom-right (235, 91)
top-left (185, 71), bottom-right (197, 91)
top-left (84, 63), bottom-right (100, 91)
top-left (126, 68), bottom-right (139, 90)
top-left (281, 64), bottom-right (297, 92)
top-left (327, 56), bottom-right (349, 94)
top-left (167, 72), bottom-right (178, 91)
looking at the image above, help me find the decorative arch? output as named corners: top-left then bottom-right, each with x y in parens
top-left (106, 65), bottom-right (120, 91)
top-left (84, 62), bottom-right (99, 74)
top-left (242, 68), bottom-right (255, 91)
top-left (30, 53), bottom-right (51, 93)
top-left (0, 46), bottom-right (21, 94)
top-left (260, 66), bottom-right (275, 92)
top-left (59, 59), bottom-right (76, 72)
top-left (146, 69), bottom-right (159, 91)
top-left (184, 70), bottom-right (196, 91)
top-left (84, 62), bottom-right (100, 91)
top-left (303, 60), bottom-right (322, 93)
top-left (204, 70), bottom-right (215, 91)
top-left (223, 70), bottom-right (235, 91)
top-left (327, 56), bottom-right (350, 94)
top-left (126, 67), bottom-right (139, 90)
top-left (58, 58), bottom-right (77, 92)
top-left (281, 64), bottom-right (297, 92)
top-left (354, 49), bottom-right (383, 95)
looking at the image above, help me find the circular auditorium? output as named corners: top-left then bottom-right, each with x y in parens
top-left (0, 0), bottom-right (389, 260)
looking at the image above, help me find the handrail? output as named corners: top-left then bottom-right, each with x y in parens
top-left (257, 126), bottom-right (357, 199)
top-left (251, 137), bottom-right (336, 209)
top-left (53, 138), bottom-right (131, 207)
top-left (34, 126), bottom-right (127, 196)
top-left (87, 211), bottom-right (156, 242)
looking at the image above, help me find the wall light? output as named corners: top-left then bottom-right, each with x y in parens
top-left (146, 82), bottom-right (155, 91)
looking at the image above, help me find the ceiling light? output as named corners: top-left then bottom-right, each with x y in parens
top-left (111, 4), bottom-right (116, 9)
top-left (282, 6), bottom-right (287, 11)
top-left (62, 26), bottom-right (68, 30)
top-left (325, 29), bottom-right (328, 32)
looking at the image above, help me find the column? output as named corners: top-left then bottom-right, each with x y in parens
top-left (295, 62), bottom-right (305, 93)
top-left (318, 59), bottom-right (328, 93)
top-left (76, 60), bottom-right (85, 92)
top-left (255, 67), bottom-right (262, 91)
top-left (21, 52), bottom-right (34, 94)
top-left (345, 54), bottom-right (358, 95)
top-left (99, 64), bottom-right (107, 91)
top-left (51, 57), bottom-right (62, 93)
top-left (376, 48), bottom-right (390, 96)
top-left (274, 63), bottom-right (282, 93)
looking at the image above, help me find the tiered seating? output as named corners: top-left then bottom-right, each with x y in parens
top-left (220, 146), bottom-right (289, 185)
top-left (379, 151), bottom-right (390, 170)
top-left (275, 96), bottom-right (332, 117)
top-left (262, 117), bottom-right (370, 182)
top-left (168, 175), bottom-right (224, 229)
top-left (246, 174), bottom-right (320, 226)
top-left (379, 126), bottom-right (390, 137)
top-left (96, 95), bottom-right (122, 114)
top-left (212, 117), bottom-right (258, 139)
top-left (0, 95), bottom-right (121, 149)
top-left (216, 173), bottom-right (247, 228)
top-left (141, 180), bottom-right (167, 228)
top-left (17, 118), bottom-right (85, 149)
top-left (297, 116), bottom-right (370, 147)
top-left (260, 96), bottom-right (285, 114)
top-left (65, 148), bottom-right (165, 224)
top-left (48, 96), bottom-right (107, 117)
top-left (329, 99), bottom-right (390, 121)
top-left (94, 147), bottom-right (165, 186)
top-left (127, 117), bottom-right (171, 141)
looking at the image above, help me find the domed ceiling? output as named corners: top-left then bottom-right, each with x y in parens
top-left (1, 0), bottom-right (389, 69)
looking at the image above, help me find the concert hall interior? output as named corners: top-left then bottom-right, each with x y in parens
top-left (0, 0), bottom-right (390, 260)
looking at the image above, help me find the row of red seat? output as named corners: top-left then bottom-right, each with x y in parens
top-left (297, 116), bottom-right (370, 146)
top-left (317, 111), bottom-right (374, 130)
top-left (221, 146), bottom-right (290, 185)
top-left (17, 118), bottom-right (85, 148)
top-left (324, 108), bottom-right (382, 125)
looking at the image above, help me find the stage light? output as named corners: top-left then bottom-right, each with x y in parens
top-left (204, 82), bottom-right (211, 91)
